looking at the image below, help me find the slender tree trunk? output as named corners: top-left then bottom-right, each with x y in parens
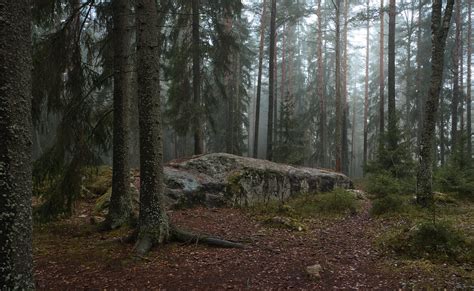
top-left (280, 23), bottom-right (287, 149)
top-left (192, 0), bottom-right (203, 155)
top-left (135, 0), bottom-right (170, 254)
top-left (335, 0), bottom-right (342, 172)
top-left (363, 0), bottom-right (370, 171)
top-left (225, 16), bottom-right (234, 154)
top-left (106, 0), bottom-right (133, 230)
top-left (387, 0), bottom-right (397, 151)
top-left (317, 0), bottom-right (326, 168)
top-left (440, 94), bottom-right (446, 165)
top-left (273, 31), bottom-right (278, 147)
top-left (267, 0), bottom-right (276, 161)
top-left (417, 0), bottom-right (455, 207)
top-left (467, 0), bottom-right (472, 160)
top-left (0, 1), bottom-right (34, 288)
top-left (451, 0), bottom-right (461, 154)
top-left (253, 0), bottom-right (268, 158)
top-left (342, 0), bottom-right (349, 175)
top-left (379, 0), bottom-right (385, 149)
top-left (416, 0), bottom-right (424, 151)
top-left (351, 92), bottom-right (357, 177)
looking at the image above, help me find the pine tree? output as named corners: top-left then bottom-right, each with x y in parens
top-left (105, 0), bottom-right (134, 230)
top-left (135, 0), bottom-right (170, 254)
top-left (417, 0), bottom-right (455, 207)
top-left (267, 0), bottom-right (277, 161)
top-left (0, 1), bottom-right (34, 288)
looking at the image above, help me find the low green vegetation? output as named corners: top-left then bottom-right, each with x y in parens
top-left (383, 221), bottom-right (473, 263)
top-left (249, 188), bottom-right (361, 230)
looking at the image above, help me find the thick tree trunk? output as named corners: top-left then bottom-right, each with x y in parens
top-left (387, 0), bottom-right (397, 151)
top-left (192, 0), bottom-right (204, 155)
top-left (363, 0), bottom-right (370, 170)
top-left (335, 0), bottom-right (342, 172)
top-left (253, 0), bottom-right (267, 158)
top-left (0, 1), bottom-right (34, 288)
top-left (451, 0), bottom-right (461, 153)
top-left (135, 0), bottom-right (170, 254)
top-left (317, 0), bottom-right (326, 168)
top-left (417, 0), bottom-right (455, 207)
top-left (379, 0), bottom-right (385, 149)
top-left (468, 0), bottom-right (472, 160)
top-left (267, 0), bottom-right (276, 161)
top-left (106, 0), bottom-right (134, 230)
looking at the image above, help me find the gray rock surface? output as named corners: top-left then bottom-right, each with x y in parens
top-left (95, 153), bottom-right (353, 212)
top-left (163, 153), bottom-right (353, 208)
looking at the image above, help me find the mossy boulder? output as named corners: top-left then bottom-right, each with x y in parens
top-left (95, 153), bottom-right (353, 211)
top-left (165, 153), bottom-right (353, 208)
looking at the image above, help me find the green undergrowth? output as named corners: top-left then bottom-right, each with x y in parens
top-left (248, 188), bottom-right (361, 231)
top-left (373, 197), bottom-right (474, 265)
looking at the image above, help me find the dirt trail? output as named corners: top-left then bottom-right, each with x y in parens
top-left (309, 200), bottom-right (400, 289)
top-left (35, 198), bottom-right (414, 289)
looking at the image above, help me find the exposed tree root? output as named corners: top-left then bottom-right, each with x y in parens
top-left (170, 226), bottom-right (245, 249)
top-left (135, 235), bottom-right (154, 255)
top-left (116, 223), bottom-right (245, 256)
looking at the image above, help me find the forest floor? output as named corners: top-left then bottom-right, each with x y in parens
top-left (34, 195), bottom-right (474, 289)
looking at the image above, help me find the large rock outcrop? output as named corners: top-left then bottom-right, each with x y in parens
top-left (163, 153), bottom-right (353, 208)
top-left (94, 153), bottom-right (353, 213)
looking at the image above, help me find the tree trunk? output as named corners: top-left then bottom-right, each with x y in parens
top-left (0, 1), bottom-right (34, 288)
top-left (387, 0), bottom-right (397, 151)
top-left (379, 0), bottom-right (385, 149)
top-left (225, 16), bottom-right (234, 154)
top-left (317, 0), bottom-right (326, 168)
top-left (267, 0), bottom-right (276, 161)
top-left (253, 0), bottom-right (268, 159)
top-left (135, 0), bottom-right (170, 254)
top-left (335, 0), bottom-right (342, 172)
top-left (342, 0), bottom-right (349, 175)
top-left (451, 0), bottom-right (460, 154)
top-left (467, 0), bottom-right (472, 160)
top-left (192, 0), bottom-right (204, 155)
top-left (363, 0), bottom-right (370, 170)
top-left (417, 0), bottom-right (455, 207)
top-left (106, 0), bottom-right (133, 230)
top-left (416, 0), bottom-right (424, 151)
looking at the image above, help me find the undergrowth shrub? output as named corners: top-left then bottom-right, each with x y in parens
top-left (312, 189), bottom-right (358, 214)
top-left (386, 221), bottom-right (473, 262)
top-left (370, 194), bottom-right (404, 216)
top-left (435, 163), bottom-right (474, 200)
top-left (249, 188), bottom-right (359, 220)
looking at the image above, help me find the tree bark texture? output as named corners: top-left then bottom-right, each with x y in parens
top-left (387, 0), bottom-right (397, 151)
top-left (267, 0), bottom-right (276, 161)
top-left (335, 0), bottom-right (342, 172)
top-left (467, 0), bottom-right (472, 160)
top-left (317, 0), bottom-right (326, 168)
top-left (451, 0), bottom-right (461, 153)
top-left (107, 0), bottom-right (134, 229)
top-left (253, 0), bottom-right (267, 158)
top-left (342, 0), bottom-right (349, 175)
top-left (135, 0), bottom-right (170, 254)
top-left (417, 0), bottom-right (455, 206)
top-left (0, 1), bottom-right (34, 288)
top-left (379, 0), bottom-right (385, 148)
top-left (192, 0), bottom-right (204, 155)
top-left (363, 0), bottom-right (370, 170)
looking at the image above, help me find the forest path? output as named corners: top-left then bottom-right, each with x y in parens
top-left (307, 200), bottom-right (399, 288)
top-left (35, 197), bottom-right (470, 289)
